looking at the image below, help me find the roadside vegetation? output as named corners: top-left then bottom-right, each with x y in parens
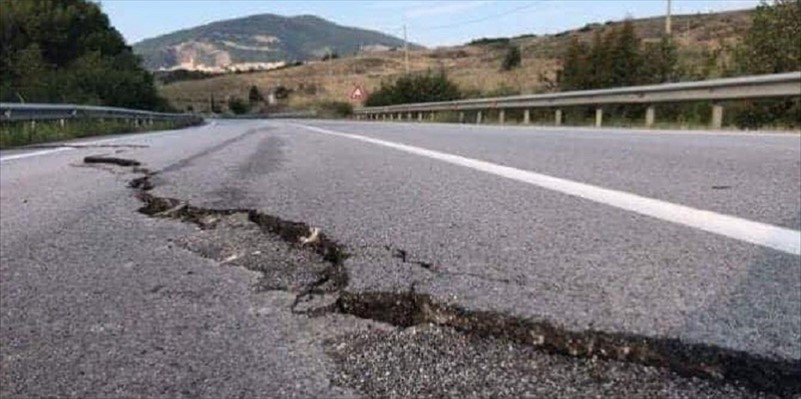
top-left (0, 0), bottom-right (201, 148)
top-left (553, 0), bottom-right (800, 129)
top-left (0, 118), bottom-right (198, 149)
top-left (313, 101), bottom-right (353, 118)
top-left (361, 0), bottom-right (799, 129)
top-left (364, 70), bottom-right (461, 107)
top-left (0, 0), bottom-right (172, 111)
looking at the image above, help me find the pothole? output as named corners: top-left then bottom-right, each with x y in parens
top-left (90, 156), bottom-right (800, 397)
top-left (83, 155), bottom-right (141, 167)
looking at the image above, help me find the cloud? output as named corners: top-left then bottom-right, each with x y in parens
top-left (404, 1), bottom-right (494, 19)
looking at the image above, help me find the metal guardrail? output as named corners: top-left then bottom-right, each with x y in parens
top-left (0, 103), bottom-right (203, 124)
top-left (354, 72), bottom-right (801, 128)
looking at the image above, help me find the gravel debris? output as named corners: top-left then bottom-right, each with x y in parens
top-left (327, 324), bottom-right (776, 399)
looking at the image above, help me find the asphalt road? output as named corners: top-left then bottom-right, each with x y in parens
top-left (1, 120), bottom-right (799, 398)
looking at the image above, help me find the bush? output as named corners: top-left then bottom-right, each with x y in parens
top-left (321, 52), bottom-right (340, 61)
top-left (469, 37), bottom-right (510, 46)
top-left (364, 70), bottom-right (461, 107)
top-left (248, 85), bottom-right (262, 104)
top-left (316, 101), bottom-right (353, 118)
top-left (501, 46), bottom-right (522, 71)
top-left (154, 69), bottom-right (220, 85)
top-left (227, 97), bottom-right (249, 114)
top-left (485, 85), bottom-right (521, 97)
top-left (273, 86), bottom-right (292, 100)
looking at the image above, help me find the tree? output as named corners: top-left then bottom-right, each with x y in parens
top-left (558, 37), bottom-right (591, 90)
top-left (588, 30), bottom-right (612, 88)
top-left (609, 19), bottom-right (642, 87)
top-left (209, 93), bottom-right (221, 113)
top-left (643, 35), bottom-right (678, 83)
top-left (248, 85), bottom-right (262, 104)
top-left (730, 0), bottom-right (801, 129)
top-left (558, 21), bottom-right (648, 91)
top-left (0, 0), bottom-right (168, 110)
top-left (500, 46), bottom-right (522, 71)
top-left (736, 0), bottom-right (801, 74)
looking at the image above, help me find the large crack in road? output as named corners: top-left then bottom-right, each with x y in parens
top-left (85, 155), bottom-right (799, 398)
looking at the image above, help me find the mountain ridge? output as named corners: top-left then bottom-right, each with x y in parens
top-left (132, 13), bottom-right (421, 71)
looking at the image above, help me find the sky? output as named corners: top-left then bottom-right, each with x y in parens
top-left (101, 0), bottom-right (762, 47)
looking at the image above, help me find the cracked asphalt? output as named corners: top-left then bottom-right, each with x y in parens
top-left (1, 120), bottom-right (799, 398)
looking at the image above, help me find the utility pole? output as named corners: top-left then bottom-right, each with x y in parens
top-left (665, 0), bottom-right (672, 36)
top-left (327, 47), bottom-right (333, 77)
top-left (403, 24), bottom-right (409, 74)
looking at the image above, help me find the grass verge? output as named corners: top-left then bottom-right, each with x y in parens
top-left (0, 118), bottom-right (203, 149)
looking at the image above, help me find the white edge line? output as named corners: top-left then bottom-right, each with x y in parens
top-left (290, 122), bottom-right (801, 256)
top-left (0, 126), bottom-right (204, 163)
top-left (0, 147), bottom-right (74, 162)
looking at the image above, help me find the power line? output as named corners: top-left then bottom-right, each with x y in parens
top-left (416, 2), bottom-right (540, 32)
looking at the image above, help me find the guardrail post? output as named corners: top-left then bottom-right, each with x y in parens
top-left (418, 112), bottom-right (423, 122)
top-left (59, 118), bottom-right (66, 128)
top-left (397, 112), bottom-right (402, 121)
top-left (28, 121), bottom-right (36, 143)
top-left (459, 111), bottom-right (465, 124)
top-left (430, 112), bottom-right (435, 122)
top-left (595, 108), bottom-right (603, 127)
top-left (555, 109), bottom-right (562, 126)
top-left (382, 114), bottom-right (387, 121)
top-left (407, 112), bottom-right (412, 120)
top-left (711, 102), bottom-right (724, 129)
top-left (498, 109), bottom-right (505, 125)
top-left (476, 110), bottom-right (483, 124)
top-left (28, 120), bottom-right (35, 143)
top-left (523, 109), bottom-right (531, 124)
top-left (645, 106), bottom-right (655, 128)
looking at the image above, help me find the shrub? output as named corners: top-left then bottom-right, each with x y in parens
top-left (227, 97), bottom-right (249, 114)
top-left (316, 101), bottom-right (353, 118)
top-left (364, 70), bottom-right (461, 107)
top-left (501, 46), bottom-right (522, 71)
top-left (248, 85), bottom-right (263, 104)
top-left (273, 86), bottom-right (292, 100)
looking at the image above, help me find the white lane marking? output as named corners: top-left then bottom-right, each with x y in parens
top-left (291, 123), bottom-right (801, 256)
top-left (0, 127), bottom-right (201, 163)
top-left (0, 147), bottom-right (74, 162)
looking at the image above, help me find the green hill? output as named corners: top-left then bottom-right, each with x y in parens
top-left (133, 14), bottom-right (421, 71)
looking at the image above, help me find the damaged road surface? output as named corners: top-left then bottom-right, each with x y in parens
top-left (1, 119), bottom-right (799, 398)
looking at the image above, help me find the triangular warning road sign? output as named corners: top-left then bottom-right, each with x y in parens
top-left (350, 85), bottom-right (366, 100)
